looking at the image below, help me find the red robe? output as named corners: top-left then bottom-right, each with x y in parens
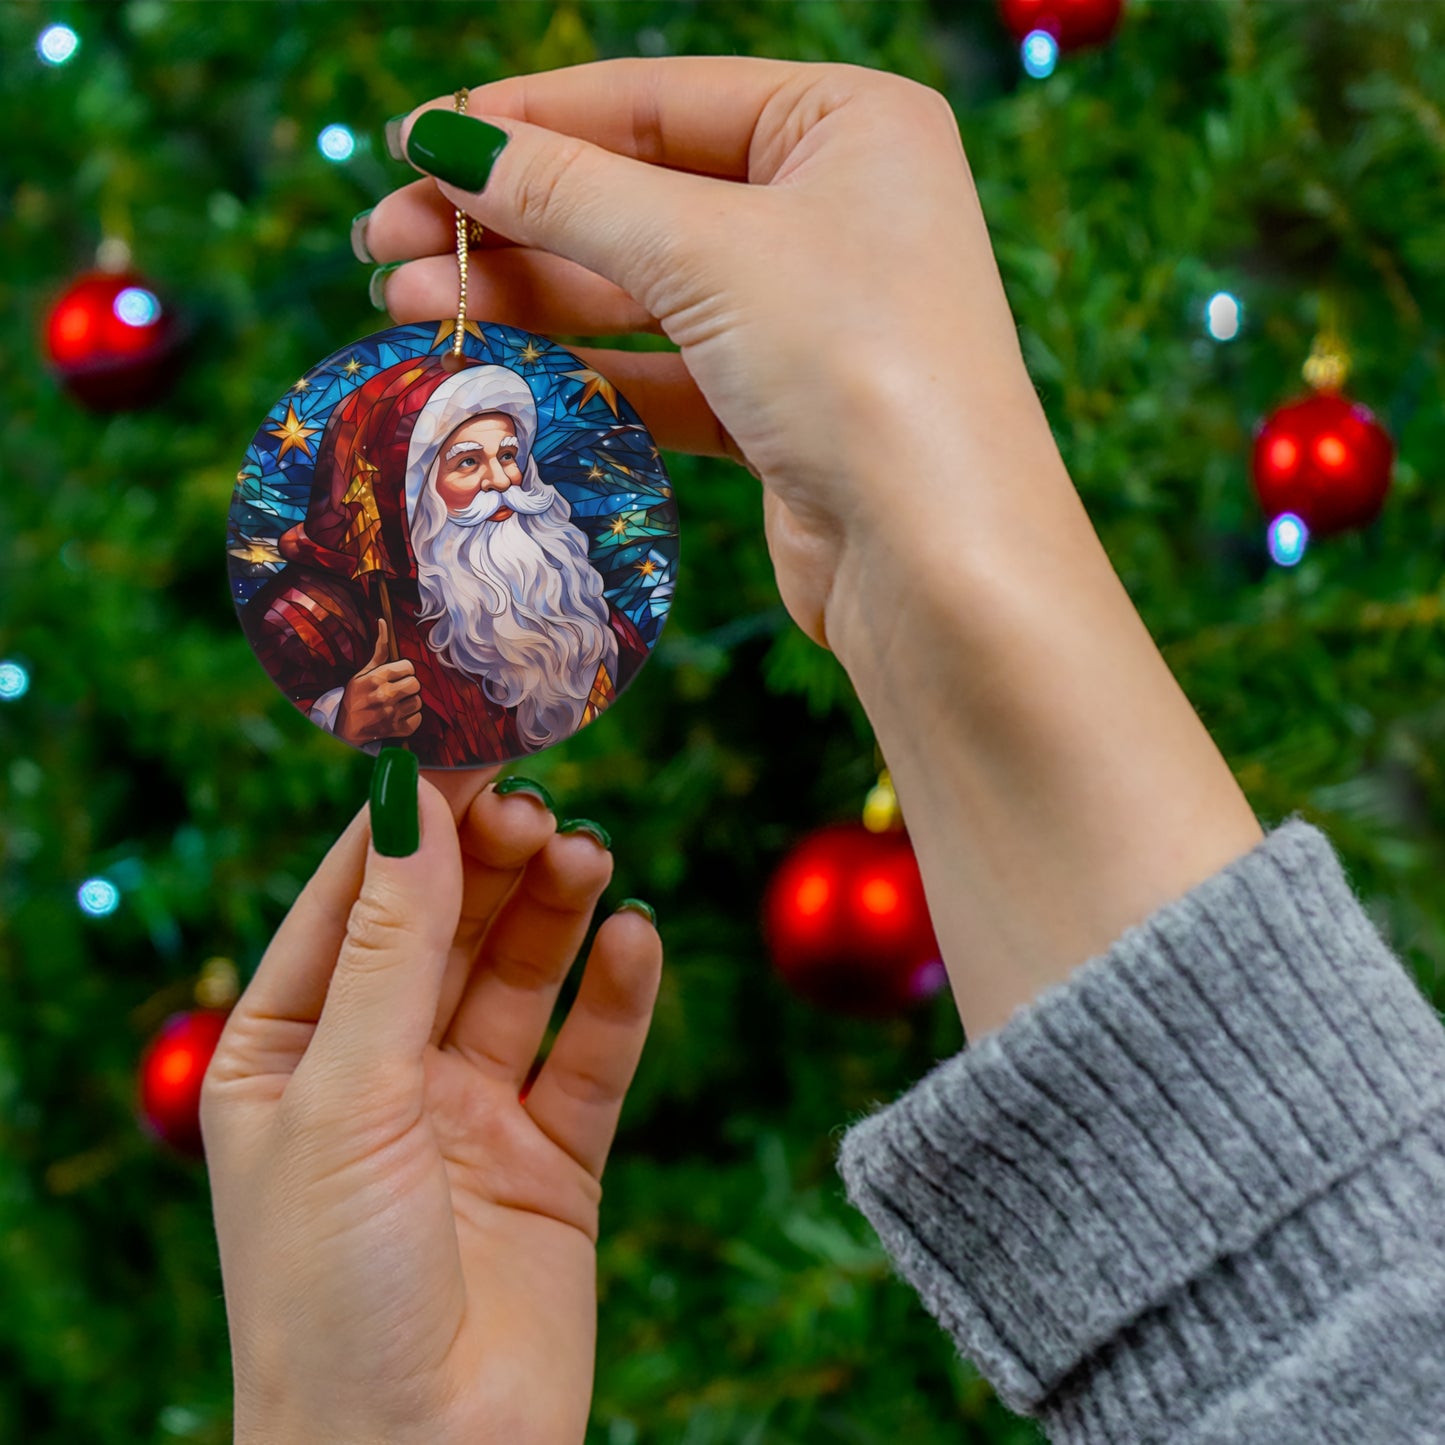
top-left (245, 555), bottom-right (647, 767)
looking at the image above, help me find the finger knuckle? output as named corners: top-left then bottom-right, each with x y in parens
top-left (487, 940), bottom-right (562, 993)
top-left (550, 1057), bottom-right (621, 1110)
top-left (892, 74), bottom-right (958, 132)
top-left (513, 135), bottom-right (590, 231)
top-left (341, 892), bottom-right (411, 968)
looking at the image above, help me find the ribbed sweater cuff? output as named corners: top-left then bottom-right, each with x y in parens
top-left (836, 820), bottom-right (1445, 1431)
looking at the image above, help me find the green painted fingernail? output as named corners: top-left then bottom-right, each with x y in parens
top-left (368, 261), bottom-right (403, 311)
top-left (370, 747), bottom-right (419, 857)
top-left (384, 113), bottom-right (408, 162)
top-left (350, 208), bottom-right (375, 264)
top-left (558, 818), bottom-right (612, 850)
top-left (617, 898), bottom-right (656, 926)
top-left (494, 775), bottom-right (555, 812)
top-left (405, 110), bottom-right (510, 192)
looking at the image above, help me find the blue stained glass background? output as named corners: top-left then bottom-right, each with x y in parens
top-left (226, 320), bottom-right (680, 647)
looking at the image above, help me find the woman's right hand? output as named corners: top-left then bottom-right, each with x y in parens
top-left (361, 58), bottom-right (1059, 657)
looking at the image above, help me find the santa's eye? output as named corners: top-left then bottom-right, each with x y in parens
top-left (455, 456), bottom-right (477, 470)
top-left (501, 450), bottom-right (517, 463)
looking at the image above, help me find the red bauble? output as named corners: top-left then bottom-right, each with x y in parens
top-left (763, 822), bottom-right (945, 1017)
top-left (137, 1009), bottom-right (230, 1157)
top-left (44, 269), bottom-right (182, 410)
top-left (1251, 391), bottom-right (1394, 537)
top-left (998, 0), bottom-right (1124, 49)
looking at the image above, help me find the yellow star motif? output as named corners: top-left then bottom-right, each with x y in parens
top-left (341, 355), bottom-right (364, 377)
top-left (564, 368), bottom-right (620, 416)
top-left (291, 376), bottom-right (311, 392)
top-left (634, 558), bottom-right (658, 578)
top-left (268, 402), bottom-right (320, 461)
top-left (517, 338), bottom-right (545, 365)
top-left (228, 537), bottom-right (282, 566)
top-left (587, 463), bottom-right (606, 481)
top-left (432, 318), bottom-right (485, 350)
top-left (609, 517), bottom-right (629, 536)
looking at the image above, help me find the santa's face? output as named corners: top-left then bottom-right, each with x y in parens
top-left (435, 412), bottom-right (524, 515)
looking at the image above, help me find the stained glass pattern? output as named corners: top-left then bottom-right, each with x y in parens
top-left (227, 321), bottom-right (680, 648)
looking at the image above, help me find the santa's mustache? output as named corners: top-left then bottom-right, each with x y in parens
top-left (450, 475), bottom-right (556, 525)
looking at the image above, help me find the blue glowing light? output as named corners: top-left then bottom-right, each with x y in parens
top-left (78, 878), bottom-right (121, 917)
top-left (1205, 291), bottom-right (1243, 342)
top-left (1022, 30), bottom-right (1059, 79)
top-left (1267, 512), bottom-right (1309, 567)
top-left (0, 661), bottom-right (29, 701)
top-left (318, 124), bottom-right (356, 162)
top-left (114, 287), bottom-right (161, 328)
top-left (37, 24), bottom-right (79, 66)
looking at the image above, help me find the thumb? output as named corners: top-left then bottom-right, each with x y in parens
top-left (301, 758), bottom-right (462, 1093)
top-left (400, 107), bottom-right (745, 313)
top-left (363, 618), bottom-right (390, 672)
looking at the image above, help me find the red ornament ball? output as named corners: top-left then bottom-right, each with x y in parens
top-left (763, 822), bottom-right (946, 1017)
top-left (137, 1008), bottom-right (230, 1157)
top-left (44, 269), bottom-right (181, 410)
top-left (1251, 391), bottom-right (1394, 537)
top-left (998, 0), bottom-right (1124, 49)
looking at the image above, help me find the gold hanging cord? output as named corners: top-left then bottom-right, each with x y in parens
top-left (449, 88), bottom-right (477, 363)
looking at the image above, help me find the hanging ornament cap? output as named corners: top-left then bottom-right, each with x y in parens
top-left (194, 956), bottom-right (240, 1010)
top-left (95, 236), bottom-right (134, 273)
top-left (863, 768), bottom-right (902, 833)
top-left (1302, 329), bottom-right (1350, 393)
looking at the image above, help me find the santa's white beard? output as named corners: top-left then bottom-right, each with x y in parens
top-left (410, 477), bottom-right (618, 751)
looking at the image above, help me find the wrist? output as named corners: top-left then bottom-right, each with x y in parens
top-left (822, 374), bottom-right (1076, 678)
top-left (821, 407), bottom-right (1261, 1039)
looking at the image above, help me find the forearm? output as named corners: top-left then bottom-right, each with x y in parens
top-left (825, 383), bottom-right (1261, 1040)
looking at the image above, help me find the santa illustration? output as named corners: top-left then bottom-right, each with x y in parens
top-left (242, 356), bottom-right (649, 766)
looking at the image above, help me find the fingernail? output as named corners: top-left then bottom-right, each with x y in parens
top-left (368, 261), bottom-right (404, 311)
top-left (350, 208), bottom-right (375, 264)
top-left (616, 898), bottom-right (656, 926)
top-left (493, 775), bottom-right (555, 812)
top-left (370, 747), bottom-right (420, 857)
top-left (405, 110), bottom-right (510, 192)
top-left (558, 818), bottom-right (612, 850)
top-left (384, 113), bottom-right (409, 162)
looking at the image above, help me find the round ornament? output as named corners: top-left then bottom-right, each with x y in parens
top-left (137, 1008), bottom-right (230, 1158)
top-left (1251, 391), bottom-right (1393, 537)
top-left (228, 322), bottom-right (678, 768)
top-left (763, 822), bottom-right (946, 1017)
top-left (44, 269), bottom-right (181, 411)
top-left (998, 0), bottom-right (1125, 50)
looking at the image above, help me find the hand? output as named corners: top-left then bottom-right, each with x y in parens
top-left (336, 619), bottom-right (422, 745)
top-left (364, 59), bottom-right (1262, 1039)
top-left (201, 771), bottom-right (662, 1445)
top-left (364, 57), bottom-right (1040, 653)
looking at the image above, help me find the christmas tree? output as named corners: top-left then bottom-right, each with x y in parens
top-left (2, 3), bottom-right (1443, 1442)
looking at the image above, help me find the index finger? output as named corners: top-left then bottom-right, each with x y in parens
top-left (404, 55), bottom-right (811, 182)
top-left (371, 660), bottom-right (416, 682)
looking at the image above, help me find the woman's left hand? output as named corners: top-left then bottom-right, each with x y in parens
top-left (201, 767), bottom-right (662, 1445)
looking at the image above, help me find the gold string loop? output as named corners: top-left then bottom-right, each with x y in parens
top-left (444, 87), bottom-right (481, 369)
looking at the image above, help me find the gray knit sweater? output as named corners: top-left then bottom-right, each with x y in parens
top-left (836, 820), bottom-right (1445, 1443)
